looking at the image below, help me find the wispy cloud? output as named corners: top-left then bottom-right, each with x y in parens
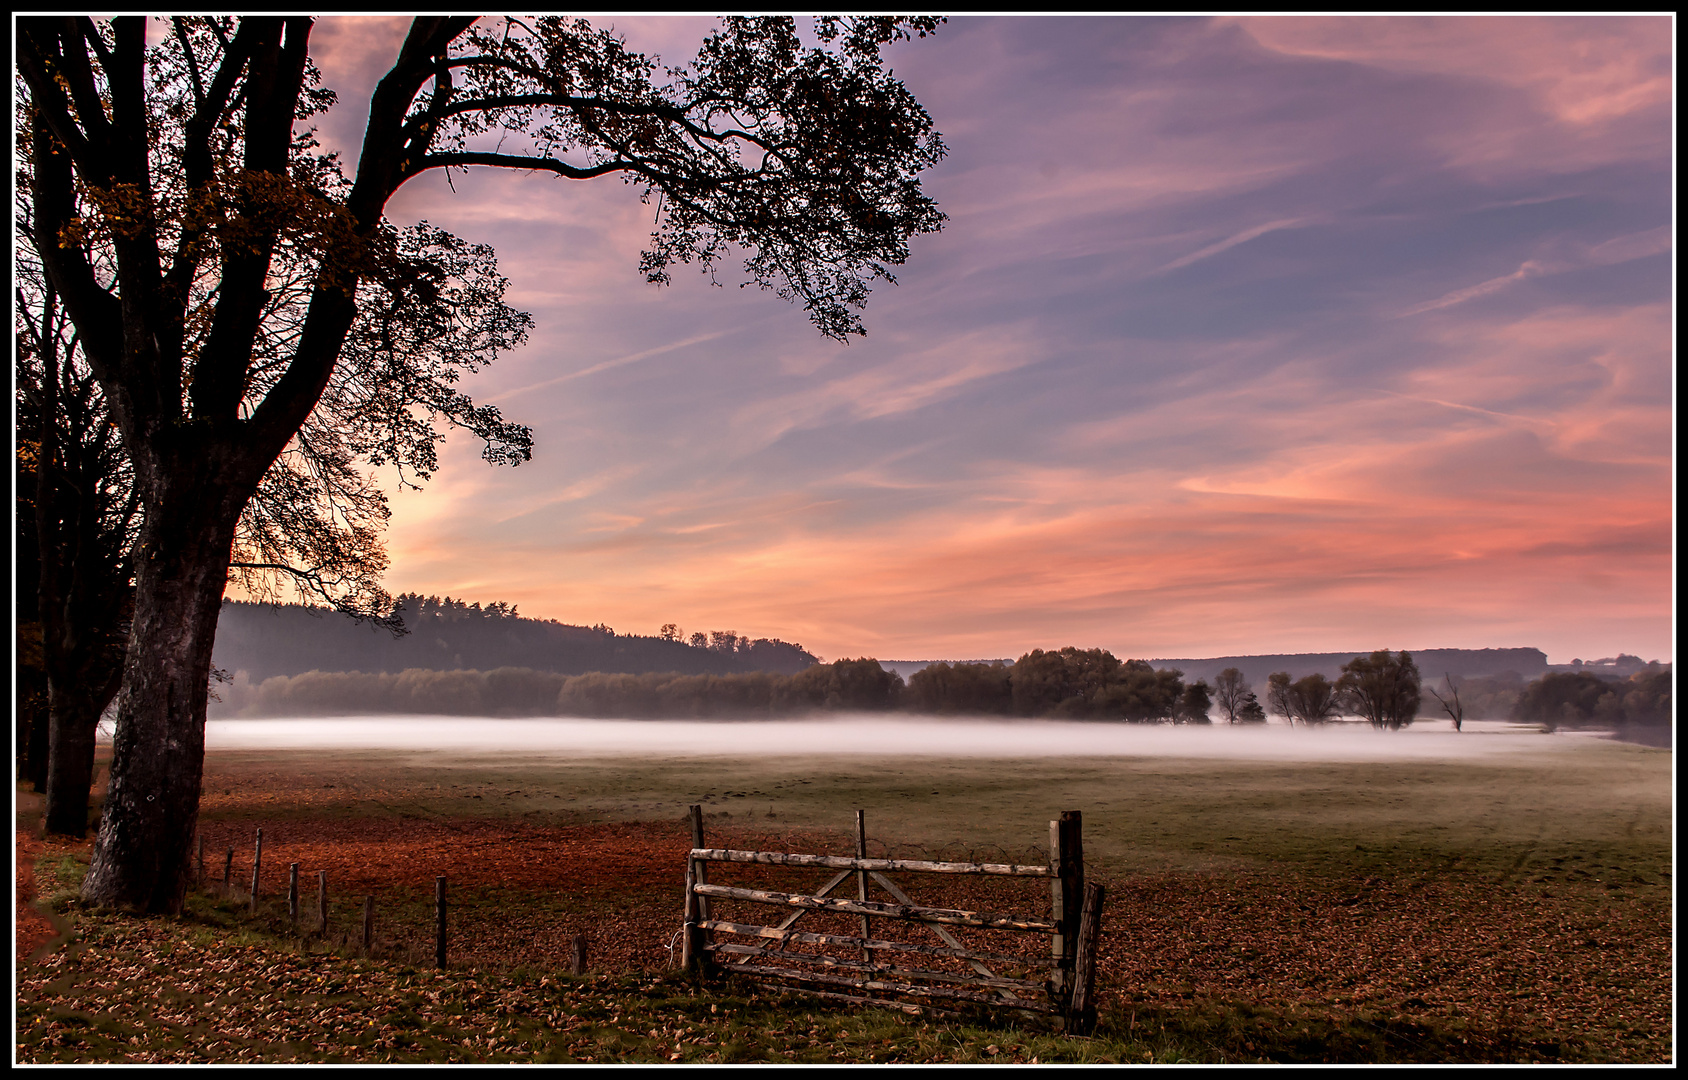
top-left (1156, 217), bottom-right (1312, 273)
top-left (1400, 260), bottom-right (1549, 316)
top-left (485, 328), bottom-right (745, 403)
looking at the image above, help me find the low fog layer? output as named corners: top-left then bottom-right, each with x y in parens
top-left (183, 716), bottom-right (1574, 762)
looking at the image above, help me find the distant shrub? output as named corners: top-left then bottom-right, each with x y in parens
top-left (1514, 672), bottom-right (1616, 729)
top-left (1514, 670), bottom-right (1672, 730)
top-left (1093, 660), bottom-right (1185, 722)
top-left (787, 658), bottom-right (904, 712)
top-left (210, 667), bottom-right (570, 718)
top-left (1010, 648), bottom-right (1121, 717)
top-left (906, 662), bottom-right (1013, 715)
top-left (556, 672), bottom-right (665, 718)
top-left (1003, 648), bottom-right (1189, 721)
top-left (554, 661), bottom-right (905, 719)
top-left (1178, 679), bottom-right (1214, 724)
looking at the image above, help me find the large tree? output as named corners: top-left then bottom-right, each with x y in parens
top-left (16, 161), bottom-right (527, 837)
top-left (1337, 650), bottom-right (1422, 730)
top-left (17, 15), bottom-right (945, 912)
top-left (1284, 673), bottom-right (1343, 725)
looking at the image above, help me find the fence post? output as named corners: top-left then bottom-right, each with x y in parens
top-left (1050, 810), bottom-right (1083, 1020)
top-left (1067, 881), bottom-right (1105, 1036)
top-left (249, 828), bottom-right (264, 911)
top-left (855, 809), bottom-right (873, 968)
top-left (685, 804), bottom-right (711, 976)
top-left (318, 871), bottom-right (329, 935)
top-left (288, 863), bottom-right (300, 927)
top-left (570, 933), bottom-right (588, 976)
top-left (223, 847), bottom-right (234, 890)
top-left (681, 856), bottom-right (699, 972)
top-left (363, 895), bottom-right (375, 954)
top-left (435, 876), bottom-right (448, 968)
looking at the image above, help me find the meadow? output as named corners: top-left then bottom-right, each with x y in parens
top-left (16, 722), bottom-right (1673, 1063)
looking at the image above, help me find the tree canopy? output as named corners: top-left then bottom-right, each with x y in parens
top-left (1337, 650), bottom-right (1422, 731)
top-left (16, 14), bottom-right (949, 913)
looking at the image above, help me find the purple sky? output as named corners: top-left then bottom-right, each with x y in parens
top-left (291, 16), bottom-right (1673, 664)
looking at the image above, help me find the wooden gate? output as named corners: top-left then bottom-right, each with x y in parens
top-left (680, 806), bottom-right (1104, 1033)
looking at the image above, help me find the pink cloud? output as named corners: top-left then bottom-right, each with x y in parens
top-left (1229, 16), bottom-right (1671, 127)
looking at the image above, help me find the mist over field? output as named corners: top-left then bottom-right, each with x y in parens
top-left (186, 715), bottom-right (1574, 762)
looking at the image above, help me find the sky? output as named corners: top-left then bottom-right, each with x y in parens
top-left (292, 15), bottom-right (1674, 665)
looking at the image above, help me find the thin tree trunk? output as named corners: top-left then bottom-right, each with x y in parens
top-left (43, 681), bottom-right (106, 837)
top-left (25, 699), bottom-right (51, 792)
top-left (80, 474), bottom-right (245, 913)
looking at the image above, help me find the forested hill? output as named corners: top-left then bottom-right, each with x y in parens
top-left (1149, 648), bottom-right (1551, 691)
top-left (212, 598), bottom-right (819, 681)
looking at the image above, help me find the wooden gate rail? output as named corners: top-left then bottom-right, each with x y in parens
top-left (697, 919), bottom-right (1061, 969)
top-left (692, 849), bottom-right (1055, 877)
top-left (710, 943), bottom-right (1053, 993)
top-left (679, 806), bottom-right (1104, 1033)
top-left (691, 883), bottom-right (1060, 932)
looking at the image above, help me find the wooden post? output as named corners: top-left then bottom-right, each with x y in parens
top-left (362, 895), bottom-right (375, 953)
top-left (687, 804), bottom-right (712, 976)
top-left (681, 855), bottom-right (700, 972)
top-left (288, 863), bottom-right (300, 927)
top-left (317, 870), bottom-right (329, 935)
top-left (1050, 810), bottom-right (1083, 1015)
top-left (223, 847), bottom-right (234, 890)
top-left (570, 933), bottom-right (588, 976)
top-left (1068, 881), bottom-right (1105, 1036)
top-left (855, 809), bottom-right (873, 968)
top-left (434, 876), bottom-right (447, 968)
top-left (689, 804), bottom-right (710, 921)
top-left (249, 828), bottom-right (263, 911)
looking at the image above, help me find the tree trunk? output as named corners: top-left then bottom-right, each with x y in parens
top-left (24, 689), bottom-right (51, 792)
top-left (43, 680), bottom-right (109, 837)
top-left (80, 471), bottom-right (245, 913)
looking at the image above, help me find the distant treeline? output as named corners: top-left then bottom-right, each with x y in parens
top-left (206, 639), bottom-right (1673, 733)
top-left (213, 659), bottom-right (902, 719)
top-left (212, 597), bottom-right (819, 682)
top-left (1153, 648), bottom-right (1554, 691)
top-left (210, 648), bottom-right (1213, 721)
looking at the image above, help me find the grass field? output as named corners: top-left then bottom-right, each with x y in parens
top-left (15, 726), bottom-right (1674, 1063)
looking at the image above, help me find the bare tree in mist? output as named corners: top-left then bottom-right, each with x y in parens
top-left (1214, 667), bottom-right (1250, 723)
top-left (1267, 672), bottom-right (1342, 726)
top-left (1267, 672), bottom-right (1293, 725)
top-left (1427, 673), bottom-right (1465, 732)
